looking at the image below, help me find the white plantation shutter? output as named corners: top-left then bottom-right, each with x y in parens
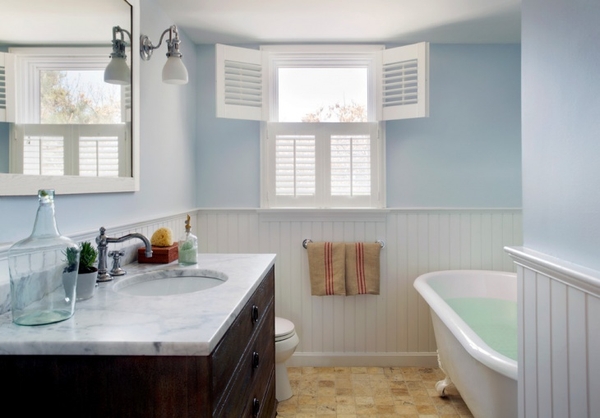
top-left (12, 124), bottom-right (127, 176)
top-left (380, 42), bottom-right (429, 120)
top-left (330, 135), bottom-right (371, 196)
top-left (216, 44), bottom-right (265, 121)
top-left (266, 122), bottom-right (381, 208)
top-left (215, 43), bottom-right (429, 123)
top-left (0, 52), bottom-right (15, 122)
top-left (275, 135), bottom-right (316, 197)
top-left (23, 136), bottom-right (64, 175)
top-left (77, 124), bottom-right (127, 177)
top-left (122, 84), bottom-right (131, 123)
top-left (79, 136), bottom-right (120, 177)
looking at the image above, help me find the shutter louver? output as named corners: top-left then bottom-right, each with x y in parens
top-left (122, 84), bottom-right (131, 123)
top-left (383, 59), bottom-right (418, 107)
top-left (23, 136), bottom-right (64, 176)
top-left (0, 52), bottom-right (15, 122)
top-left (331, 135), bottom-right (371, 196)
top-left (224, 60), bottom-right (262, 108)
top-left (380, 42), bottom-right (429, 120)
top-left (0, 66), bottom-right (6, 112)
top-left (275, 135), bottom-right (315, 197)
top-left (80, 137), bottom-right (120, 177)
top-left (216, 44), bottom-right (265, 121)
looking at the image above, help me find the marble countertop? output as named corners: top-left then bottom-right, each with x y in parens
top-left (0, 253), bottom-right (276, 356)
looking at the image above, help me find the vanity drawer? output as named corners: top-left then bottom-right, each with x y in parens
top-left (213, 301), bottom-right (275, 418)
top-left (211, 268), bottom-right (274, 406)
top-left (243, 370), bottom-right (276, 418)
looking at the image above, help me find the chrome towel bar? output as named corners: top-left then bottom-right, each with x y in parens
top-left (302, 239), bottom-right (385, 249)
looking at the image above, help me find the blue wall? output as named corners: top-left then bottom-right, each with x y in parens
top-left (195, 43), bottom-right (522, 209)
top-left (522, 0), bottom-right (600, 270)
top-left (196, 45), bottom-right (261, 208)
top-left (0, 25), bottom-right (523, 244)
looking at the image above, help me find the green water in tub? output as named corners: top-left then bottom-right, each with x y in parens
top-left (445, 298), bottom-right (518, 361)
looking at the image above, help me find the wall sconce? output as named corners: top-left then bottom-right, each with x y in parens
top-left (140, 25), bottom-right (188, 85)
top-left (104, 26), bottom-right (131, 85)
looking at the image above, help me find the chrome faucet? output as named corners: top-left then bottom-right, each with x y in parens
top-left (95, 226), bottom-right (153, 282)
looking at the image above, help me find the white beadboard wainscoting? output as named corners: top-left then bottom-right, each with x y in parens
top-left (506, 247), bottom-right (600, 418)
top-left (0, 208), bottom-right (522, 367)
top-left (196, 208), bottom-right (522, 367)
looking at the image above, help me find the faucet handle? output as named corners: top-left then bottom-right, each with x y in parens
top-left (109, 250), bottom-right (127, 276)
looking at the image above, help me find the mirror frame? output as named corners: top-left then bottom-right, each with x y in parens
top-left (0, 0), bottom-right (140, 196)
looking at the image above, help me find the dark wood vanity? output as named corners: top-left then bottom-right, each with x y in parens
top-left (0, 267), bottom-right (276, 418)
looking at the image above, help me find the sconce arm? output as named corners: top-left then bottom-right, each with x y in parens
top-left (112, 26), bottom-right (132, 43)
top-left (140, 25), bottom-right (180, 61)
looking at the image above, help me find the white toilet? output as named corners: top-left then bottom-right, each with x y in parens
top-left (274, 316), bottom-right (299, 401)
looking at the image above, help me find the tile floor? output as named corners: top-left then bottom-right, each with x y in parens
top-left (276, 366), bottom-right (473, 418)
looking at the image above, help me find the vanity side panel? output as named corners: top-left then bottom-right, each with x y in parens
top-left (0, 355), bottom-right (211, 417)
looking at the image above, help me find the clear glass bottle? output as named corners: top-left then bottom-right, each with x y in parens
top-left (178, 214), bottom-right (198, 265)
top-left (8, 189), bottom-right (79, 326)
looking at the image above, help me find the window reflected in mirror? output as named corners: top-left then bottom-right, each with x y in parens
top-left (6, 47), bottom-right (131, 178)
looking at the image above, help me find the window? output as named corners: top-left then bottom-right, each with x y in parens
top-left (216, 43), bottom-right (429, 208)
top-left (6, 48), bottom-right (130, 177)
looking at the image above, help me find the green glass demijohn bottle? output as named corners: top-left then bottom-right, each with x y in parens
top-left (8, 189), bottom-right (79, 326)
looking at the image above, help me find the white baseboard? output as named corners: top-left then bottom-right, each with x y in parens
top-left (286, 352), bottom-right (438, 368)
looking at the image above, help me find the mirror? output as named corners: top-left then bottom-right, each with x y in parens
top-left (0, 0), bottom-right (140, 195)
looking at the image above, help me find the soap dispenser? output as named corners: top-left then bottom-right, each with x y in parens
top-left (178, 214), bottom-right (197, 265)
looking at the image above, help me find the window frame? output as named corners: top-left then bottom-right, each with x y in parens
top-left (10, 47), bottom-right (119, 123)
top-left (262, 44), bottom-right (382, 123)
top-left (260, 45), bottom-right (385, 209)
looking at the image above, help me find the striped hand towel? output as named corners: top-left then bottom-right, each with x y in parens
top-left (307, 242), bottom-right (346, 296)
top-left (345, 242), bottom-right (381, 295)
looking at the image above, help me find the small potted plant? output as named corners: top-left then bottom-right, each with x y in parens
top-left (62, 246), bottom-right (80, 300)
top-left (76, 241), bottom-right (98, 300)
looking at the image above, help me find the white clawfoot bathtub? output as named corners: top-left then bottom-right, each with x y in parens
top-left (414, 270), bottom-right (517, 418)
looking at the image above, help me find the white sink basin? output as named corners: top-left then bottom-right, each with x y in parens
top-left (113, 269), bottom-right (227, 297)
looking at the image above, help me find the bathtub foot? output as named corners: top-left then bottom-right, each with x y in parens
top-left (435, 376), bottom-right (452, 397)
top-left (435, 350), bottom-right (453, 397)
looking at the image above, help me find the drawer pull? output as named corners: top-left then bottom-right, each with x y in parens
top-left (251, 305), bottom-right (260, 323)
top-left (252, 397), bottom-right (260, 417)
top-left (252, 351), bottom-right (260, 369)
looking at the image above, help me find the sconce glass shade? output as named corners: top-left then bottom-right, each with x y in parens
top-left (104, 56), bottom-right (130, 85)
top-left (162, 56), bottom-right (188, 85)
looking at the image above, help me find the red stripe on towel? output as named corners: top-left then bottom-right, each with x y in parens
top-left (324, 242), bottom-right (333, 295)
top-left (356, 243), bottom-right (366, 294)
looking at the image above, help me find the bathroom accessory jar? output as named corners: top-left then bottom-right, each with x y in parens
top-left (8, 189), bottom-right (79, 326)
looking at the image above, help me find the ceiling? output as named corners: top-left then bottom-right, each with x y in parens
top-left (155, 0), bottom-right (521, 45)
top-left (0, 0), bottom-right (130, 45)
top-left (0, 0), bottom-right (520, 46)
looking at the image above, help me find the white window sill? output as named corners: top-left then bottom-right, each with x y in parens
top-left (257, 208), bottom-right (389, 222)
